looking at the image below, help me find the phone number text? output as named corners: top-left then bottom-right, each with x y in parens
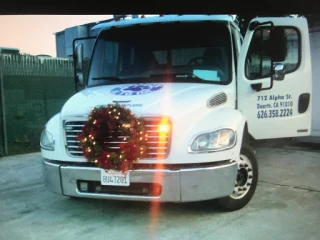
top-left (257, 109), bottom-right (293, 119)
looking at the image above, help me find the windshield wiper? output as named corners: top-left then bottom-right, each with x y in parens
top-left (92, 76), bottom-right (123, 82)
top-left (175, 74), bottom-right (198, 78)
top-left (150, 73), bottom-right (201, 80)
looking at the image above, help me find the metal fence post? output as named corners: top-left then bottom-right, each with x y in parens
top-left (0, 55), bottom-right (8, 155)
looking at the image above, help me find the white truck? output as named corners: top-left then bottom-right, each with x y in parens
top-left (40, 15), bottom-right (312, 211)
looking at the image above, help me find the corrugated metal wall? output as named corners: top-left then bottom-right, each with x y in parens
top-left (309, 27), bottom-right (320, 139)
top-left (55, 32), bottom-right (66, 58)
top-left (55, 23), bottom-right (98, 59)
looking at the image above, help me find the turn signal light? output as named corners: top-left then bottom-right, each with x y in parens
top-left (158, 124), bottom-right (169, 133)
top-left (158, 117), bottom-right (171, 134)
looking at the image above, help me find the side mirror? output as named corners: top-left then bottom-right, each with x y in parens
top-left (74, 43), bottom-right (84, 86)
top-left (273, 63), bottom-right (285, 81)
top-left (270, 27), bottom-right (287, 62)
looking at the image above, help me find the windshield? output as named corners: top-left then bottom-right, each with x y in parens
top-left (88, 21), bottom-right (232, 87)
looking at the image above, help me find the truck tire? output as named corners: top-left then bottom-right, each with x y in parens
top-left (216, 143), bottom-right (258, 211)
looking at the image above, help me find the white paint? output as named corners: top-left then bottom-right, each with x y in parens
top-left (41, 15), bottom-right (313, 166)
top-left (42, 82), bottom-right (242, 164)
top-left (237, 17), bottom-right (312, 139)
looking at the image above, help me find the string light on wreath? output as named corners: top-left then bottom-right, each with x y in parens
top-left (77, 103), bottom-right (148, 172)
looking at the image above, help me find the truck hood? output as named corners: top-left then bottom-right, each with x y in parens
top-left (60, 83), bottom-right (230, 119)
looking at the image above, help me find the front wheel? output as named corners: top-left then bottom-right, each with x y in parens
top-left (216, 143), bottom-right (258, 211)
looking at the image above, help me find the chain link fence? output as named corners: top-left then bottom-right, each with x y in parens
top-left (0, 54), bottom-right (75, 156)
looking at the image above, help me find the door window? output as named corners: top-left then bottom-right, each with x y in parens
top-left (245, 26), bottom-right (300, 80)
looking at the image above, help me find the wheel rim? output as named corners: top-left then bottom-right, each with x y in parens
top-left (230, 153), bottom-right (253, 199)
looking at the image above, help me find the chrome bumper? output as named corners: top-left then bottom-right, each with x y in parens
top-left (42, 160), bottom-right (238, 202)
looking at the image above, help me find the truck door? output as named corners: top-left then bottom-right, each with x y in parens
top-left (237, 17), bottom-right (312, 140)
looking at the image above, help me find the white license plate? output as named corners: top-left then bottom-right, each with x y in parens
top-left (101, 169), bottom-right (130, 186)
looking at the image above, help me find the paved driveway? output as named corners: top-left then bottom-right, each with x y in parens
top-left (0, 146), bottom-right (319, 240)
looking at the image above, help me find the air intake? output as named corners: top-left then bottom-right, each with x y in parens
top-left (207, 92), bottom-right (227, 108)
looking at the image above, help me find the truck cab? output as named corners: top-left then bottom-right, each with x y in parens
top-left (40, 15), bottom-right (312, 211)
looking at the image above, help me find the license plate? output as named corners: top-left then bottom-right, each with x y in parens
top-left (101, 169), bottom-right (130, 186)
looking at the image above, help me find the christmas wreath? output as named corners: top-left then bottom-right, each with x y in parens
top-left (77, 104), bottom-right (148, 172)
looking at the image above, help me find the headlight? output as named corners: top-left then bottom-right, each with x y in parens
top-left (40, 128), bottom-right (55, 151)
top-left (189, 128), bottom-right (236, 152)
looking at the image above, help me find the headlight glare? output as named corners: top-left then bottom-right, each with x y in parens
top-left (190, 128), bottom-right (236, 152)
top-left (40, 128), bottom-right (55, 151)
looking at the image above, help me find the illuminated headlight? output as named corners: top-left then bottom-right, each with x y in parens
top-left (189, 128), bottom-right (236, 152)
top-left (40, 128), bottom-right (55, 151)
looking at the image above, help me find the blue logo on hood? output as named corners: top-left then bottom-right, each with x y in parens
top-left (111, 84), bottom-right (163, 96)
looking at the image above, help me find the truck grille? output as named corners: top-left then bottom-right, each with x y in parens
top-left (64, 117), bottom-right (171, 159)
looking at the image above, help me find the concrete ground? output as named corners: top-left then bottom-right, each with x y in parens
top-left (0, 145), bottom-right (319, 240)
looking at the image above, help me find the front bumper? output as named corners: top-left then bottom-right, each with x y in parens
top-left (43, 159), bottom-right (238, 202)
